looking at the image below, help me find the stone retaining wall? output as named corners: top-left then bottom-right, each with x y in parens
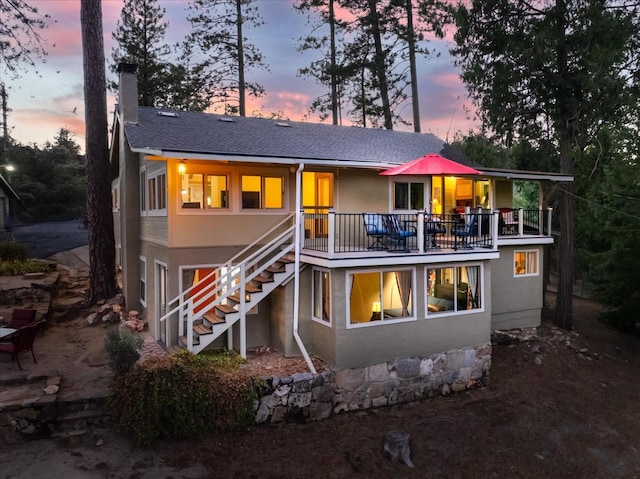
top-left (255, 344), bottom-right (491, 424)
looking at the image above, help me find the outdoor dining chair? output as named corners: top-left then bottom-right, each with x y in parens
top-left (383, 214), bottom-right (416, 252)
top-left (8, 308), bottom-right (37, 329)
top-left (362, 213), bottom-right (388, 250)
top-left (452, 214), bottom-right (478, 250)
top-left (0, 321), bottom-right (40, 370)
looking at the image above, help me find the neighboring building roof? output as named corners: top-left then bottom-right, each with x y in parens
top-left (0, 175), bottom-right (19, 201)
top-left (124, 106), bottom-right (447, 167)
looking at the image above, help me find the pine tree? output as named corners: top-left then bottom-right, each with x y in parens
top-left (110, 0), bottom-right (171, 107)
top-left (81, 0), bottom-right (118, 303)
top-left (0, 0), bottom-right (49, 76)
top-left (186, 0), bottom-right (268, 116)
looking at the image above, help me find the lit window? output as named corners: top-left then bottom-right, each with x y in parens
top-left (427, 265), bottom-right (481, 314)
top-left (348, 269), bottom-right (414, 326)
top-left (181, 173), bottom-right (229, 209)
top-left (514, 250), bottom-right (538, 276)
top-left (242, 175), bottom-right (283, 209)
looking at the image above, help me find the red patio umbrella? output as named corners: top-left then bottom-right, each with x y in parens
top-left (379, 152), bottom-right (481, 176)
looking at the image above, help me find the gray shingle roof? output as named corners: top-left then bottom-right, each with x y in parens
top-left (124, 106), bottom-right (450, 166)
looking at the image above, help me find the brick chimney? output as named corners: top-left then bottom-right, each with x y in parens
top-left (117, 62), bottom-right (138, 124)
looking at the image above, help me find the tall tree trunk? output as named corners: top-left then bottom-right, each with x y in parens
top-left (406, 0), bottom-right (420, 133)
top-left (366, 0), bottom-right (393, 130)
top-left (81, 0), bottom-right (118, 303)
top-left (236, 0), bottom-right (246, 116)
top-left (329, 0), bottom-right (338, 125)
top-left (553, 0), bottom-right (574, 329)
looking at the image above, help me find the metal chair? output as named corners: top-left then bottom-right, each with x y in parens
top-left (362, 213), bottom-right (388, 250)
top-left (8, 308), bottom-right (37, 329)
top-left (383, 214), bottom-right (416, 252)
top-left (0, 321), bottom-right (40, 370)
top-left (452, 214), bottom-right (478, 250)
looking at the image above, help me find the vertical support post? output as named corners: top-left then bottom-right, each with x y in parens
top-left (417, 210), bottom-right (425, 253)
top-left (328, 209), bottom-right (335, 254)
top-left (492, 210), bottom-right (499, 251)
top-left (518, 207), bottom-right (524, 236)
top-left (239, 265), bottom-right (246, 358)
top-left (546, 207), bottom-right (553, 236)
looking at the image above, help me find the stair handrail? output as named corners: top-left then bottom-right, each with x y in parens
top-left (159, 214), bottom-right (295, 327)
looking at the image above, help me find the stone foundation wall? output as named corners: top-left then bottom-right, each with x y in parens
top-left (255, 344), bottom-right (491, 424)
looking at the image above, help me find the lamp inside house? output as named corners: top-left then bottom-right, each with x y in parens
top-left (371, 301), bottom-right (381, 321)
top-left (177, 160), bottom-right (186, 176)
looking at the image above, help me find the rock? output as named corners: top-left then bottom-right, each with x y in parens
top-left (43, 384), bottom-right (59, 395)
top-left (534, 356), bottom-right (543, 366)
top-left (383, 431), bottom-right (414, 468)
top-left (531, 344), bottom-right (541, 354)
top-left (86, 312), bottom-right (99, 325)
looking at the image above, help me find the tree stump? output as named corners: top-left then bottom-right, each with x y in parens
top-left (383, 430), bottom-right (414, 468)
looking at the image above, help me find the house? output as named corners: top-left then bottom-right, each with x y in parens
top-left (111, 63), bottom-right (572, 377)
top-left (0, 173), bottom-right (19, 240)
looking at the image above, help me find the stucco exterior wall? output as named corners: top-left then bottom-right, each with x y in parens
top-left (315, 264), bottom-right (492, 370)
top-left (335, 169), bottom-right (390, 213)
top-left (490, 245), bottom-right (544, 330)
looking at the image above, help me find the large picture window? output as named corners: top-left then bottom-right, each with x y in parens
top-left (312, 269), bottom-right (331, 324)
top-left (514, 250), bottom-right (538, 276)
top-left (241, 175), bottom-right (283, 209)
top-left (427, 264), bottom-right (481, 314)
top-left (348, 269), bottom-right (414, 326)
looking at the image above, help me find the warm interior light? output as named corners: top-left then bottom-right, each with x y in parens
top-left (372, 302), bottom-right (381, 313)
top-left (177, 160), bottom-right (186, 176)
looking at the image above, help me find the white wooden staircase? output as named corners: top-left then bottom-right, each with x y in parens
top-left (160, 215), bottom-right (298, 356)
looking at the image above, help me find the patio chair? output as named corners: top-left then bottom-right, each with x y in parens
top-left (499, 208), bottom-right (518, 235)
top-left (8, 308), bottom-right (37, 329)
top-left (0, 321), bottom-right (40, 370)
top-left (362, 213), bottom-right (388, 250)
top-left (452, 214), bottom-right (478, 250)
top-left (383, 214), bottom-right (416, 252)
top-left (424, 215), bottom-right (446, 249)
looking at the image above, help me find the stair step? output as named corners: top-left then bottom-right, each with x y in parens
top-left (179, 335), bottom-right (200, 346)
top-left (280, 254), bottom-right (295, 264)
top-left (228, 294), bottom-right (250, 304)
top-left (252, 275), bottom-right (273, 284)
top-left (245, 284), bottom-right (261, 294)
top-left (194, 323), bottom-right (212, 335)
top-left (202, 312), bottom-right (226, 325)
top-left (266, 264), bottom-right (286, 274)
top-left (216, 304), bottom-right (237, 315)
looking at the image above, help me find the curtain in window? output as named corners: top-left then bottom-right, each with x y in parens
top-left (527, 252), bottom-right (537, 274)
top-left (466, 266), bottom-right (480, 308)
top-left (395, 271), bottom-right (412, 316)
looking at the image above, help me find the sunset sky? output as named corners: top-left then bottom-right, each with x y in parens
top-left (2, 0), bottom-right (478, 151)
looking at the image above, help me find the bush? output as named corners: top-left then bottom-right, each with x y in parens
top-left (110, 349), bottom-right (262, 446)
top-left (0, 242), bottom-right (30, 261)
top-left (105, 328), bottom-right (144, 375)
top-left (0, 259), bottom-right (51, 276)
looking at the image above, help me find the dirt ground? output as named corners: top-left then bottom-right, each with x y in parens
top-left (2, 291), bottom-right (640, 479)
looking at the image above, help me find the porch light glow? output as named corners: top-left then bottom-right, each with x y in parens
top-left (372, 302), bottom-right (381, 313)
top-left (178, 160), bottom-right (186, 176)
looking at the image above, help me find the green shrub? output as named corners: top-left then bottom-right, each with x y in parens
top-left (110, 349), bottom-right (262, 446)
top-left (0, 259), bottom-right (51, 276)
top-left (105, 328), bottom-right (144, 375)
top-left (0, 242), bottom-right (30, 262)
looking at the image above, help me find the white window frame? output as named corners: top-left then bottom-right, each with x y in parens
top-left (139, 168), bottom-right (147, 214)
top-left (390, 177), bottom-right (427, 211)
top-left (514, 249), bottom-right (539, 277)
top-left (346, 267), bottom-right (416, 329)
top-left (112, 184), bottom-right (119, 212)
top-left (241, 174), bottom-right (285, 211)
top-left (147, 170), bottom-right (167, 216)
top-left (425, 262), bottom-right (484, 317)
top-left (311, 268), bottom-right (331, 326)
top-left (139, 256), bottom-right (147, 306)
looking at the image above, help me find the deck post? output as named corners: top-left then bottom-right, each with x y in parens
top-left (518, 208), bottom-right (524, 236)
top-left (492, 210), bottom-right (499, 251)
top-left (417, 210), bottom-right (425, 253)
top-left (328, 209), bottom-right (335, 254)
top-left (546, 207), bottom-right (553, 236)
top-left (239, 266), bottom-right (246, 358)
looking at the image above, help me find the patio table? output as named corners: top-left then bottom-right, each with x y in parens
top-left (0, 327), bottom-right (17, 340)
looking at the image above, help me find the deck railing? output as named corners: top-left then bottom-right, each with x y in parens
top-left (302, 207), bottom-right (552, 255)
